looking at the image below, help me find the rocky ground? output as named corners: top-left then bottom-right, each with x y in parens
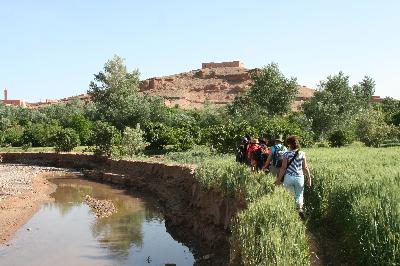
top-left (84, 195), bottom-right (116, 218)
top-left (0, 164), bottom-right (64, 245)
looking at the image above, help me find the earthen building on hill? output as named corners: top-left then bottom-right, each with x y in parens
top-left (1, 88), bottom-right (26, 107)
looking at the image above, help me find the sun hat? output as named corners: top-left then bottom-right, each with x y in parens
top-left (275, 134), bottom-right (284, 143)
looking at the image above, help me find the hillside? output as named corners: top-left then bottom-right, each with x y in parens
top-left (139, 61), bottom-right (315, 110)
top-left (26, 61), bottom-right (315, 110)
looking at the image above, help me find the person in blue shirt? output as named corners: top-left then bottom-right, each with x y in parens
top-left (262, 136), bottom-right (286, 177)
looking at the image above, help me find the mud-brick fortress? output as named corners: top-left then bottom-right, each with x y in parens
top-left (1, 88), bottom-right (26, 107)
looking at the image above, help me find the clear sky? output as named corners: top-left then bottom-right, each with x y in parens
top-left (1, 0), bottom-right (399, 102)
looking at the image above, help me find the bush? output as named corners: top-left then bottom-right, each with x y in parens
top-left (89, 121), bottom-right (121, 156)
top-left (21, 121), bottom-right (61, 147)
top-left (356, 109), bottom-right (390, 147)
top-left (143, 122), bottom-right (175, 150)
top-left (1, 125), bottom-right (24, 146)
top-left (54, 128), bottom-right (80, 152)
top-left (231, 189), bottom-right (309, 265)
top-left (68, 114), bottom-right (92, 145)
top-left (328, 129), bottom-right (354, 147)
top-left (118, 125), bottom-right (149, 157)
top-left (202, 119), bottom-right (256, 153)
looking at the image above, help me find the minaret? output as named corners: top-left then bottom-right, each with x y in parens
top-left (4, 88), bottom-right (8, 101)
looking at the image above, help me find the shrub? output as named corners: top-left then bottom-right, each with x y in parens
top-left (328, 129), bottom-right (354, 147)
top-left (143, 122), bottom-right (175, 150)
top-left (89, 121), bottom-right (121, 156)
top-left (356, 109), bottom-right (390, 147)
top-left (119, 125), bottom-right (149, 157)
top-left (21, 121), bottom-right (61, 147)
top-left (2, 125), bottom-right (24, 146)
top-left (231, 189), bottom-right (309, 265)
top-left (202, 119), bottom-right (256, 153)
top-left (68, 114), bottom-right (92, 145)
top-left (54, 128), bottom-right (80, 152)
top-left (171, 128), bottom-right (196, 151)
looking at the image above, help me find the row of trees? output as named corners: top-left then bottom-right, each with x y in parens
top-left (1, 56), bottom-right (399, 155)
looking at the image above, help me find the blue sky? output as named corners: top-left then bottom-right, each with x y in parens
top-left (1, 0), bottom-right (399, 102)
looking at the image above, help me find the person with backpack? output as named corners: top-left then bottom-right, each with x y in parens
top-left (276, 135), bottom-right (312, 218)
top-left (252, 138), bottom-right (270, 172)
top-left (262, 136), bottom-right (287, 177)
top-left (236, 137), bottom-right (249, 164)
top-left (247, 138), bottom-right (260, 171)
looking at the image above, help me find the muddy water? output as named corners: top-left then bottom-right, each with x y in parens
top-left (0, 175), bottom-right (195, 266)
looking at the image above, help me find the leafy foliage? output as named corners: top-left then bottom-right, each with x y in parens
top-left (89, 121), bottom-right (121, 156)
top-left (328, 129), bottom-right (354, 147)
top-left (229, 63), bottom-right (298, 117)
top-left (54, 128), bottom-right (81, 152)
top-left (21, 121), bottom-right (61, 147)
top-left (303, 72), bottom-right (375, 139)
top-left (118, 125), bottom-right (149, 157)
top-left (88, 55), bottom-right (166, 130)
top-left (356, 108), bottom-right (390, 147)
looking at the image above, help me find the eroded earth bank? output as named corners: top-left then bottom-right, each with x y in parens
top-left (0, 153), bottom-right (245, 265)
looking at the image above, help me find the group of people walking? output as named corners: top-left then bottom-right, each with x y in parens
top-left (236, 135), bottom-right (312, 217)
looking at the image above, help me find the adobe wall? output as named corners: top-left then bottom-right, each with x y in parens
top-left (202, 61), bottom-right (245, 69)
top-left (0, 152), bottom-right (244, 264)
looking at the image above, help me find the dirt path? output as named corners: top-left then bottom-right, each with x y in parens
top-left (0, 164), bottom-right (65, 245)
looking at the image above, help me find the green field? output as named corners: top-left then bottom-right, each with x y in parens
top-left (194, 146), bottom-right (400, 265)
top-left (1, 145), bottom-right (398, 265)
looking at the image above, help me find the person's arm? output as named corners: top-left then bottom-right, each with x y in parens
top-left (302, 154), bottom-right (312, 187)
top-left (262, 152), bottom-right (273, 170)
top-left (276, 157), bottom-right (288, 185)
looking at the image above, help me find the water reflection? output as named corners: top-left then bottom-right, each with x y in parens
top-left (0, 176), bottom-right (194, 266)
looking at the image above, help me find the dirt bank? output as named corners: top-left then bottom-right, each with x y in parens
top-left (0, 153), bottom-right (244, 265)
top-left (0, 165), bottom-right (67, 245)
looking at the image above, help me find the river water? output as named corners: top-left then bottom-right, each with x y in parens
top-left (0, 175), bottom-right (195, 266)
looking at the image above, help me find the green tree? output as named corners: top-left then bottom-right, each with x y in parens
top-left (68, 114), bottom-right (92, 145)
top-left (379, 97), bottom-right (400, 124)
top-left (89, 121), bottom-right (121, 156)
top-left (303, 72), bottom-right (359, 139)
top-left (353, 76), bottom-right (375, 109)
top-left (54, 128), bottom-right (81, 152)
top-left (229, 63), bottom-right (298, 116)
top-left (119, 125), bottom-right (149, 157)
top-left (356, 108), bottom-right (390, 147)
top-left (22, 121), bottom-right (61, 147)
top-left (88, 55), bottom-right (163, 130)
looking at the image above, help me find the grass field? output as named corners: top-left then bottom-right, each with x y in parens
top-left (1, 144), bottom-right (398, 265)
top-left (194, 145), bottom-right (400, 265)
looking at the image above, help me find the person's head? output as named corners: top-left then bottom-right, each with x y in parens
top-left (250, 138), bottom-right (258, 144)
top-left (286, 135), bottom-right (301, 150)
top-left (259, 138), bottom-right (267, 145)
top-left (242, 137), bottom-right (249, 144)
top-left (275, 135), bottom-right (284, 145)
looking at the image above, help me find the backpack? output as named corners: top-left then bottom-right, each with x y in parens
top-left (236, 144), bottom-right (246, 163)
top-left (253, 145), bottom-right (268, 170)
top-left (272, 144), bottom-right (286, 168)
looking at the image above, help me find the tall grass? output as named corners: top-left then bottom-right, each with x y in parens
top-left (305, 146), bottom-right (400, 265)
top-left (231, 189), bottom-right (309, 266)
top-left (196, 159), bottom-right (308, 265)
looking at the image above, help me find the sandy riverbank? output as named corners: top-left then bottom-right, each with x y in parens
top-left (0, 164), bottom-right (65, 245)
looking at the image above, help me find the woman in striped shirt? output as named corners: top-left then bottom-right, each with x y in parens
top-left (277, 135), bottom-right (312, 216)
